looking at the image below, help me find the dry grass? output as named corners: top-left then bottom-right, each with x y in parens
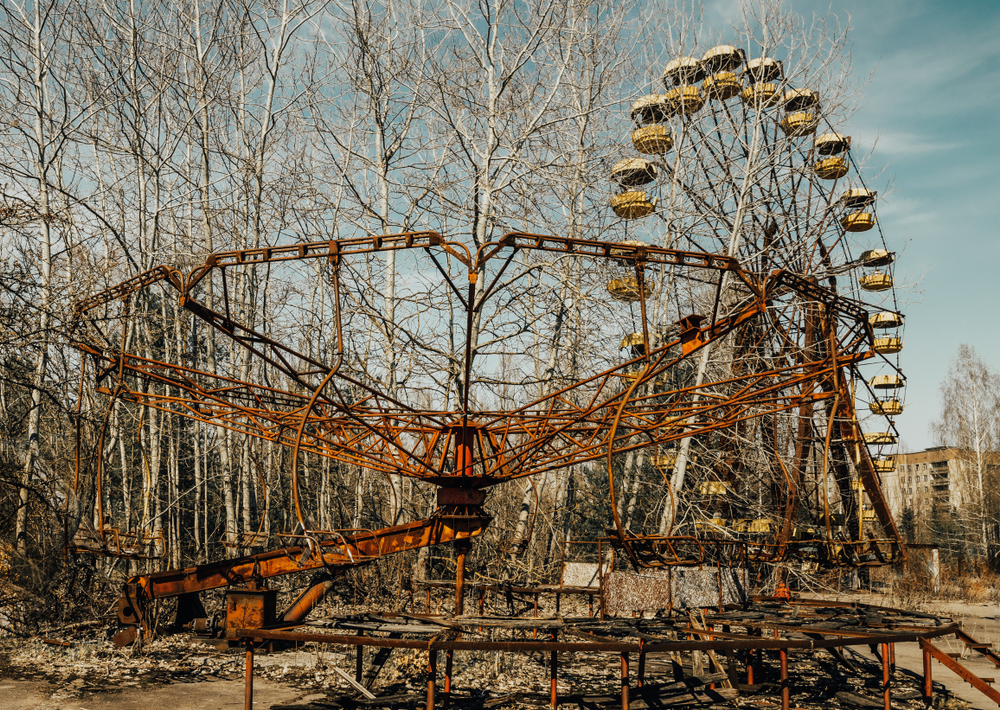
top-left (950, 570), bottom-right (1000, 603)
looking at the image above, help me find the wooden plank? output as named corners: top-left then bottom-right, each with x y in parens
top-left (361, 635), bottom-right (399, 689)
top-left (692, 610), bottom-right (733, 689)
top-left (835, 690), bottom-right (883, 708)
top-left (332, 666), bottom-right (377, 699)
top-left (816, 639), bottom-right (860, 673)
top-left (397, 612), bottom-right (466, 631)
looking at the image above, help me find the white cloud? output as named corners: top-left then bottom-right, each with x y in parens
top-left (850, 130), bottom-right (964, 158)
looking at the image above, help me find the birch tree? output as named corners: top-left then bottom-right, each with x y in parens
top-left (0, 0), bottom-right (88, 553)
top-left (932, 344), bottom-right (1000, 559)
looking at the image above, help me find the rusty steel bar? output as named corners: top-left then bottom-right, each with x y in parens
top-left (483, 232), bottom-right (741, 274)
top-left (954, 628), bottom-right (1000, 667)
top-left (837, 395), bottom-right (905, 560)
top-left (455, 542), bottom-right (469, 616)
top-left (183, 231), bottom-right (460, 289)
top-left (244, 641), bottom-right (254, 710)
top-left (621, 651), bottom-right (629, 710)
top-left (445, 650), bottom-right (453, 695)
top-left (550, 648), bottom-right (558, 709)
top-left (920, 639), bottom-right (1000, 706)
top-left (882, 642), bottom-right (891, 710)
top-left (923, 645), bottom-right (932, 701)
top-left (780, 647), bottom-right (789, 710)
top-left (417, 579), bottom-right (599, 595)
top-left (281, 577), bottom-right (336, 624)
top-left (74, 265), bottom-right (182, 315)
top-left (427, 650), bottom-right (437, 710)
top-left (125, 513), bottom-right (488, 605)
top-left (533, 592), bottom-right (539, 639)
top-left (447, 537), bottom-right (471, 697)
top-left (236, 626), bottom-right (959, 653)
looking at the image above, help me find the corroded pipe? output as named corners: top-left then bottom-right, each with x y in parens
top-left (280, 574), bottom-right (336, 623)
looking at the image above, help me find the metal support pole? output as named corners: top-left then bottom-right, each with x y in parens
top-left (779, 648), bottom-right (789, 710)
top-left (923, 646), bottom-right (932, 701)
top-left (445, 651), bottom-right (453, 695)
top-left (427, 650), bottom-right (438, 710)
top-left (244, 641), bottom-right (255, 710)
top-left (638, 647), bottom-right (646, 687)
top-left (550, 650), bottom-right (558, 709)
top-left (455, 541), bottom-right (470, 616)
top-left (448, 539), bottom-right (470, 699)
top-left (882, 642), bottom-right (891, 710)
top-left (621, 651), bottom-right (630, 710)
top-left (356, 639), bottom-right (364, 683)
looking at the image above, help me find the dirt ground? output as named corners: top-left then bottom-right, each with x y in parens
top-left (3, 593), bottom-right (1000, 710)
top-left (0, 677), bottom-right (315, 710)
top-left (812, 593), bottom-right (1000, 710)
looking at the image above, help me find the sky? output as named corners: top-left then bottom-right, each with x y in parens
top-left (817, 0), bottom-right (1000, 451)
top-left (706, 0), bottom-right (1000, 450)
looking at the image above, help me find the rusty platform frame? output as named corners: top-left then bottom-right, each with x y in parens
top-left (233, 597), bottom-right (964, 710)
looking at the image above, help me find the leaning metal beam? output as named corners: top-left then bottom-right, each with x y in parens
top-left (124, 508), bottom-right (488, 606)
top-left (838, 395), bottom-right (905, 561)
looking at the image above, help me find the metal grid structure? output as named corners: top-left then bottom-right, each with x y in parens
top-left (71, 227), bottom-right (901, 641)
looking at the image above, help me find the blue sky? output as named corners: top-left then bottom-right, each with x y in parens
top-left (828, 0), bottom-right (1000, 450)
top-left (708, 0), bottom-right (1000, 449)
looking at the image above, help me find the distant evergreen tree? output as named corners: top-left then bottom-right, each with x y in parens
top-left (899, 506), bottom-right (916, 545)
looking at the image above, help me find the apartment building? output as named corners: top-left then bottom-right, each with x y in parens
top-left (886, 446), bottom-right (968, 515)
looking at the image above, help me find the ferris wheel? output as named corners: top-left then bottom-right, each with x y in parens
top-left (603, 43), bottom-right (905, 570)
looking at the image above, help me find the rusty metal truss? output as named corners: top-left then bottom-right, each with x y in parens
top-left (71, 230), bottom-right (905, 641)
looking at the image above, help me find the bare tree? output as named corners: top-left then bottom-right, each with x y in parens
top-left (932, 344), bottom-right (1000, 559)
top-left (0, 0), bottom-right (89, 553)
